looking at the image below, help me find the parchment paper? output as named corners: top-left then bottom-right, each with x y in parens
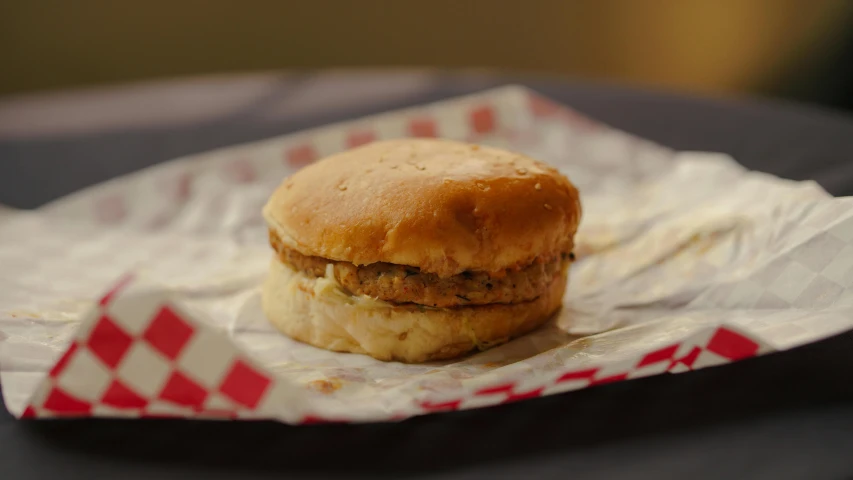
top-left (2, 86), bottom-right (852, 423)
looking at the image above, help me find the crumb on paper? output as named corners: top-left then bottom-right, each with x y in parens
top-left (306, 378), bottom-right (343, 394)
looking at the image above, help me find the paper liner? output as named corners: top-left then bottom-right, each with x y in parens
top-left (2, 86), bottom-right (852, 423)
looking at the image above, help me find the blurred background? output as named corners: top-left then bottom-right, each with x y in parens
top-left (2, 0), bottom-right (853, 110)
top-left (4, 0), bottom-right (853, 208)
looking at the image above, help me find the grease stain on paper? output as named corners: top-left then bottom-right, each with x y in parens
top-left (306, 377), bottom-right (344, 394)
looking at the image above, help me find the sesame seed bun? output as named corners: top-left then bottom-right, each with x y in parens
top-left (261, 138), bottom-right (581, 362)
top-left (263, 139), bottom-right (581, 277)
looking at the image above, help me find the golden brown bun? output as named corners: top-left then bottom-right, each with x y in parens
top-left (263, 139), bottom-right (581, 277)
top-left (262, 258), bottom-right (568, 363)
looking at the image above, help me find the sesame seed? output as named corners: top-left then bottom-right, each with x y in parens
top-left (534, 183), bottom-right (542, 190)
top-left (516, 167), bottom-right (528, 175)
top-left (415, 164), bottom-right (426, 170)
top-left (338, 184), bottom-right (347, 191)
top-left (544, 204), bottom-right (552, 210)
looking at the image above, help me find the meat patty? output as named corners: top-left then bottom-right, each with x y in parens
top-left (270, 230), bottom-right (572, 308)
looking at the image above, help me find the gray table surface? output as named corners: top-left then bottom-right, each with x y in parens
top-left (2, 71), bottom-right (853, 479)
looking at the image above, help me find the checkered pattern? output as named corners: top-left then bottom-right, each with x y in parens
top-left (20, 271), bottom-right (770, 422)
top-left (692, 202), bottom-right (853, 311)
top-left (22, 276), bottom-right (277, 420)
top-left (86, 86), bottom-right (591, 229)
top-left (418, 325), bottom-right (768, 412)
top-left (12, 85), bottom-right (841, 425)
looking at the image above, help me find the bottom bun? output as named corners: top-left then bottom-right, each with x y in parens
top-left (261, 258), bottom-right (568, 363)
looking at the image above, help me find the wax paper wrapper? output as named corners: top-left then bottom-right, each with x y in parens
top-left (2, 86), bottom-right (853, 424)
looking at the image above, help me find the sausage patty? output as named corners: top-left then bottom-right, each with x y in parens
top-left (270, 230), bottom-right (572, 308)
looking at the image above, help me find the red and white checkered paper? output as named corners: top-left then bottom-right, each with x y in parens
top-left (2, 86), bottom-right (853, 424)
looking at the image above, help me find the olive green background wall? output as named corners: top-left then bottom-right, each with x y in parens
top-left (1, 0), bottom-right (850, 98)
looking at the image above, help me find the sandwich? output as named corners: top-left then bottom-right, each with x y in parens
top-left (261, 138), bottom-right (581, 363)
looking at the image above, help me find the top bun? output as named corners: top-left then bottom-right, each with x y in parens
top-left (263, 138), bottom-right (581, 277)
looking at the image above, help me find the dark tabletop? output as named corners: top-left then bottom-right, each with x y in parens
top-left (2, 71), bottom-right (853, 479)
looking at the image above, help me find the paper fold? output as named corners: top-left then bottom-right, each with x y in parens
top-left (2, 86), bottom-right (851, 423)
